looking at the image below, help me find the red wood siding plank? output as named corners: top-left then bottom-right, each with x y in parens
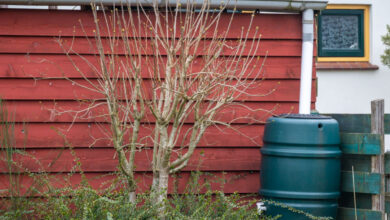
top-left (3, 101), bottom-right (299, 123)
top-left (0, 54), bottom-right (310, 79)
top-left (0, 147), bottom-right (260, 173)
top-left (0, 36), bottom-right (302, 57)
top-left (10, 123), bottom-right (264, 148)
top-left (0, 9), bottom-right (301, 40)
top-left (0, 171), bottom-right (260, 196)
top-left (0, 79), bottom-right (314, 102)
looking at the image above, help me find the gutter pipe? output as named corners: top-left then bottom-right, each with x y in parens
top-left (0, 0), bottom-right (327, 114)
top-left (0, 0), bottom-right (327, 11)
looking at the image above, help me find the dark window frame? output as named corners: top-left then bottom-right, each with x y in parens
top-left (318, 9), bottom-right (365, 57)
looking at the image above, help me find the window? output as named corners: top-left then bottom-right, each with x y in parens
top-left (317, 5), bottom-right (369, 62)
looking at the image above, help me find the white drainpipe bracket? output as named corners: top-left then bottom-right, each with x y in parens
top-left (256, 201), bottom-right (267, 215)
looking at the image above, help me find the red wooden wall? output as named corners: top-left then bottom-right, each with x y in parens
top-left (0, 9), bottom-right (316, 195)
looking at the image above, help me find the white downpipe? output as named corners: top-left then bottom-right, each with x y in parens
top-left (299, 9), bottom-right (314, 114)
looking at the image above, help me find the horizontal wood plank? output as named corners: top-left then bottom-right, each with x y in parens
top-left (0, 54), bottom-right (312, 79)
top-left (326, 114), bottom-right (390, 134)
top-left (340, 133), bottom-right (381, 155)
top-left (0, 10), bottom-right (301, 39)
top-left (0, 79), bottom-right (315, 102)
top-left (339, 192), bottom-right (372, 209)
top-left (2, 100), bottom-right (303, 123)
top-left (0, 147), bottom-right (260, 173)
top-left (341, 154), bottom-right (372, 173)
top-left (338, 207), bottom-right (383, 220)
top-left (0, 171), bottom-right (260, 196)
top-left (0, 36), bottom-right (302, 57)
top-left (341, 171), bottom-right (381, 194)
top-left (6, 123), bottom-right (264, 148)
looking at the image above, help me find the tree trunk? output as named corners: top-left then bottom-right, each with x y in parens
top-left (127, 177), bottom-right (137, 203)
top-left (128, 191), bottom-right (136, 203)
top-left (156, 167), bottom-right (169, 218)
top-left (150, 171), bottom-right (160, 204)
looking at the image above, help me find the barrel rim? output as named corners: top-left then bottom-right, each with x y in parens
top-left (260, 147), bottom-right (342, 158)
top-left (259, 189), bottom-right (340, 199)
top-left (277, 114), bottom-right (332, 120)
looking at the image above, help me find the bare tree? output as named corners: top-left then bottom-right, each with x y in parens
top-left (58, 0), bottom-right (266, 210)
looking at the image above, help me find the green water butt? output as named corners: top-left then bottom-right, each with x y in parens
top-left (259, 114), bottom-right (341, 220)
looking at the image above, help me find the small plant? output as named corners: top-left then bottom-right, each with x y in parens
top-left (0, 99), bottom-right (30, 217)
top-left (0, 99), bottom-right (75, 219)
top-left (381, 24), bottom-right (390, 68)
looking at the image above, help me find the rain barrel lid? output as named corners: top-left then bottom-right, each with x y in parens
top-left (263, 114), bottom-right (340, 145)
top-left (278, 114), bottom-right (331, 119)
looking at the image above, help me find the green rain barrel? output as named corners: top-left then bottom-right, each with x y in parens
top-left (259, 114), bottom-right (341, 219)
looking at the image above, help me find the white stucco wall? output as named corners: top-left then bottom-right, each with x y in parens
top-left (316, 0), bottom-right (390, 114)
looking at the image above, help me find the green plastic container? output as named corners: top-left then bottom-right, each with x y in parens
top-left (259, 114), bottom-right (341, 219)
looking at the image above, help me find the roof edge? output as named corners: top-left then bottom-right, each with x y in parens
top-left (0, 0), bottom-right (328, 11)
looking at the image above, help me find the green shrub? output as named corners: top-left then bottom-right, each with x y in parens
top-left (381, 25), bottom-right (390, 68)
top-left (0, 176), bottom-right (264, 220)
top-left (0, 100), bottom-right (326, 220)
